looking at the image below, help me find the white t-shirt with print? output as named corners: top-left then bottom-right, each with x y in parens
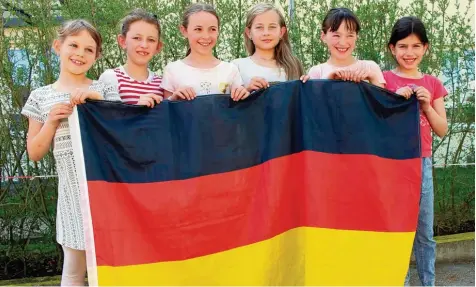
top-left (232, 57), bottom-right (287, 88)
top-left (161, 60), bottom-right (243, 96)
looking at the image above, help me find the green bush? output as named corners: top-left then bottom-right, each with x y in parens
top-left (0, 0), bottom-right (474, 279)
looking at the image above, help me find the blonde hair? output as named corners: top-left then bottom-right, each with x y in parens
top-left (57, 19), bottom-right (102, 57)
top-left (244, 3), bottom-right (303, 80)
top-left (120, 8), bottom-right (161, 38)
top-left (182, 3), bottom-right (220, 56)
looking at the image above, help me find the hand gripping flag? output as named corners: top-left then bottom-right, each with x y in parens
top-left (69, 80), bottom-right (421, 286)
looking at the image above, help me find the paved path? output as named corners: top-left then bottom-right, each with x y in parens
top-left (408, 261), bottom-right (475, 286)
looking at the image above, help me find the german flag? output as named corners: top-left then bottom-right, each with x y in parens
top-left (69, 80), bottom-right (421, 286)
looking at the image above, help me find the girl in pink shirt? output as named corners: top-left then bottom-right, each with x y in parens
top-left (384, 16), bottom-right (448, 286)
top-left (302, 8), bottom-right (385, 87)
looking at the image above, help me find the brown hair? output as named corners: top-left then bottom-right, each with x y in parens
top-left (244, 3), bottom-right (303, 80)
top-left (181, 3), bottom-right (220, 56)
top-left (120, 8), bottom-right (161, 38)
top-left (321, 8), bottom-right (361, 34)
top-left (57, 19), bottom-right (102, 57)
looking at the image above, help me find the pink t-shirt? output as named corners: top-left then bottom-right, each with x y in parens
top-left (383, 71), bottom-right (448, 157)
top-left (308, 60), bottom-right (386, 85)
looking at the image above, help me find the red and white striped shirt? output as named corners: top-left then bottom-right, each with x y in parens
top-left (99, 66), bottom-right (164, 105)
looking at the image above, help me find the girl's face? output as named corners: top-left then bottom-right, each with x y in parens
top-left (389, 33), bottom-right (428, 72)
top-left (181, 11), bottom-right (219, 56)
top-left (321, 21), bottom-right (357, 62)
top-left (246, 10), bottom-right (286, 52)
top-left (53, 30), bottom-right (98, 76)
top-left (118, 20), bottom-right (162, 66)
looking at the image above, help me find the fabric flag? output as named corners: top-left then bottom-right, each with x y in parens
top-left (69, 80), bottom-right (421, 286)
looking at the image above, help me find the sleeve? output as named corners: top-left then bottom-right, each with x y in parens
top-left (231, 59), bottom-right (241, 72)
top-left (433, 77), bottom-right (448, 100)
top-left (307, 65), bottom-right (322, 79)
top-left (98, 69), bottom-right (119, 91)
top-left (230, 63), bottom-right (244, 89)
top-left (368, 61), bottom-right (386, 85)
top-left (21, 90), bottom-right (45, 123)
top-left (382, 71), bottom-right (397, 92)
top-left (101, 83), bottom-right (122, 102)
top-left (160, 63), bottom-right (177, 93)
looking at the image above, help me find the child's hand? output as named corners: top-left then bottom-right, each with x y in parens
top-left (395, 86), bottom-right (413, 99)
top-left (170, 87), bottom-right (196, 101)
top-left (231, 86), bottom-right (250, 101)
top-left (137, 93), bottom-right (163, 108)
top-left (246, 77), bottom-right (269, 92)
top-left (414, 86), bottom-right (431, 112)
top-left (351, 68), bottom-right (371, 83)
top-left (330, 69), bottom-right (369, 83)
top-left (70, 89), bottom-right (102, 106)
top-left (328, 69), bottom-right (351, 81)
top-left (46, 103), bottom-right (73, 127)
top-left (300, 75), bottom-right (310, 83)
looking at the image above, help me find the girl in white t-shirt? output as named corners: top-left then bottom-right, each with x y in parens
top-left (161, 3), bottom-right (249, 102)
top-left (232, 3), bottom-right (304, 92)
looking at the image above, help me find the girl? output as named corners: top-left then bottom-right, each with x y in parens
top-left (232, 3), bottom-right (304, 92)
top-left (21, 20), bottom-right (120, 286)
top-left (384, 16), bottom-right (448, 286)
top-left (99, 8), bottom-right (163, 107)
top-left (161, 3), bottom-right (249, 102)
top-left (303, 8), bottom-right (385, 87)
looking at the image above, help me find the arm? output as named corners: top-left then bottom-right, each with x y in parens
top-left (26, 103), bottom-right (73, 161)
top-left (367, 62), bottom-right (386, 88)
top-left (161, 64), bottom-right (180, 99)
top-left (26, 119), bottom-right (57, 161)
top-left (423, 97), bottom-right (448, 138)
top-left (230, 65), bottom-right (250, 101)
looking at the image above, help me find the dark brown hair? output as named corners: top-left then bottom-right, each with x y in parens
top-left (322, 8), bottom-right (361, 34)
top-left (387, 16), bottom-right (429, 48)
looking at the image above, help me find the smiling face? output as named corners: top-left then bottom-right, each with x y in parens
top-left (54, 29), bottom-right (98, 76)
top-left (246, 10), bottom-right (285, 52)
top-left (181, 11), bottom-right (219, 56)
top-left (389, 33), bottom-right (428, 73)
top-left (118, 20), bottom-right (162, 66)
top-left (321, 21), bottom-right (357, 64)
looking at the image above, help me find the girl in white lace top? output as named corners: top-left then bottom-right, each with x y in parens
top-left (21, 20), bottom-right (120, 286)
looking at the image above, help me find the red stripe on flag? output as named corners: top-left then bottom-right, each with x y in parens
top-left (88, 151), bottom-right (420, 267)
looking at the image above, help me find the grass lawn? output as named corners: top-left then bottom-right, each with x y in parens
top-left (0, 275), bottom-right (61, 286)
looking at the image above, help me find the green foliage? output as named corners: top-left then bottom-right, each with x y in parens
top-left (0, 0), bottom-right (474, 279)
top-left (434, 166), bottom-right (475, 235)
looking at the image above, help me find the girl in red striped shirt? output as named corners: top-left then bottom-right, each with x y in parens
top-left (100, 9), bottom-right (163, 107)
